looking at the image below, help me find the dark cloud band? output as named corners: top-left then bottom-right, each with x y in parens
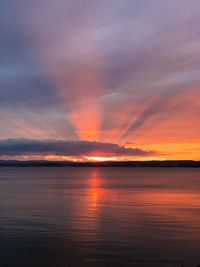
top-left (0, 139), bottom-right (155, 157)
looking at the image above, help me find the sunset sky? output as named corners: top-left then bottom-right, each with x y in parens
top-left (1, 0), bottom-right (200, 161)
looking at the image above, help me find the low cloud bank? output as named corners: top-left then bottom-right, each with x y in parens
top-left (0, 138), bottom-right (155, 157)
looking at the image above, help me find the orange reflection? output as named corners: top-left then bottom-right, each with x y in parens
top-left (88, 169), bottom-right (101, 209)
top-left (65, 169), bottom-right (105, 243)
top-left (61, 168), bottom-right (200, 247)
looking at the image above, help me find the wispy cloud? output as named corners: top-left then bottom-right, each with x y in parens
top-left (1, 0), bottom-right (200, 159)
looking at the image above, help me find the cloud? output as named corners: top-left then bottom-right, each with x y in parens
top-left (1, 0), bottom-right (200, 147)
top-left (0, 138), bottom-right (155, 157)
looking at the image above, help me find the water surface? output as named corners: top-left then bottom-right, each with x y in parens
top-left (0, 167), bottom-right (200, 266)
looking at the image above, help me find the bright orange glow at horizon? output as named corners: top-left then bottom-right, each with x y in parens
top-left (85, 156), bottom-right (117, 162)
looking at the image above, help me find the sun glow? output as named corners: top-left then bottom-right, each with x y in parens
top-left (85, 156), bottom-right (117, 162)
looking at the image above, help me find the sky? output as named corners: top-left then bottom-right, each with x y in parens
top-left (1, 0), bottom-right (200, 161)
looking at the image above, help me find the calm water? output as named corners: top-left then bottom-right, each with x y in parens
top-left (0, 167), bottom-right (200, 267)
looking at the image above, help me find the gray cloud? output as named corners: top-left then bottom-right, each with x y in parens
top-left (0, 139), bottom-right (155, 157)
top-left (1, 0), bottom-right (200, 142)
top-left (0, 4), bottom-right (58, 112)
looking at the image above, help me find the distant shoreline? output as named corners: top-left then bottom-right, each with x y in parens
top-left (0, 160), bottom-right (200, 168)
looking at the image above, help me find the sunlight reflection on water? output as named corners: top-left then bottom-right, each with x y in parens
top-left (0, 167), bottom-right (200, 266)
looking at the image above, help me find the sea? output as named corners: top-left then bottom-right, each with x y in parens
top-left (0, 167), bottom-right (200, 267)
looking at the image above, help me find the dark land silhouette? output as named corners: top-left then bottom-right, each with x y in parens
top-left (0, 160), bottom-right (200, 167)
